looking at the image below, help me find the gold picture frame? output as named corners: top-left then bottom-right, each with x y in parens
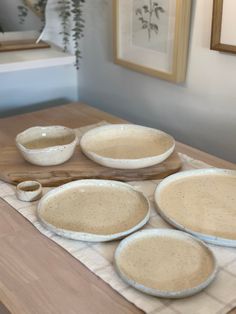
top-left (211, 0), bottom-right (236, 54)
top-left (23, 0), bottom-right (44, 18)
top-left (113, 0), bottom-right (192, 83)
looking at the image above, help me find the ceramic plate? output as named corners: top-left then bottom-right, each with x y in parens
top-left (155, 168), bottom-right (236, 247)
top-left (115, 229), bottom-right (217, 298)
top-left (37, 179), bottom-right (150, 242)
top-left (80, 124), bottom-right (175, 169)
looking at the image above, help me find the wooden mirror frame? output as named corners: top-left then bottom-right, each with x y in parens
top-left (23, 0), bottom-right (44, 18)
top-left (211, 0), bottom-right (236, 53)
top-left (0, 0), bottom-right (49, 53)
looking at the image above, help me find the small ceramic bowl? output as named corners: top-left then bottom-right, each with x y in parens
top-left (16, 126), bottom-right (78, 166)
top-left (16, 181), bottom-right (42, 202)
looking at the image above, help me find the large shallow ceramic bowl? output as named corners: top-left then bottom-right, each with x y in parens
top-left (16, 126), bottom-right (78, 166)
top-left (115, 229), bottom-right (217, 298)
top-left (37, 179), bottom-right (150, 242)
top-left (80, 124), bottom-right (175, 169)
top-left (155, 168), bottom-right (236, 247)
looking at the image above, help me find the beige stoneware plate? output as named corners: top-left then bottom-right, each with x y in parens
top-left (115, 229), bottom-right (217, 298)
top-left (80, 124), bottom-right (175, 169)
top-left (155, 168), bottom-right (236, 247)
top-left (37, 179), bottom-right (150, 242)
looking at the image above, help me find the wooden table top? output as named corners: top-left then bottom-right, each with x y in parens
top-left (0, 102), bottom-right (235, 314)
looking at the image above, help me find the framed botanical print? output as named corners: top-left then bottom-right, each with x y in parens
top-left (211, 0), bottom-right (236, 54)
top-left (113, 0), bottom-right (192, 83)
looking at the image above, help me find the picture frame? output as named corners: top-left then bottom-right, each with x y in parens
top-left (211, 0), bottom-right (236, 54)
top-left (113, 0), bottom-right (192, 83)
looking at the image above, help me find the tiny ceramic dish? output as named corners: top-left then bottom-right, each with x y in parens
top-left (80, 124), bottom-right (175, 169)
top-left (16, 181), bottom-right (42, 202)
top-left (16, 126), bottom-right (78, 166)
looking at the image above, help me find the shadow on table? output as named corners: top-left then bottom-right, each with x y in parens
top-left (0, 302), bottom-right (11, 314)
top-left (0, 98), bottom-right (71, 118)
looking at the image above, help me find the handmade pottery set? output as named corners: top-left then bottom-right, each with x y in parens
top-left (14, 123), bottom-right (236, 298)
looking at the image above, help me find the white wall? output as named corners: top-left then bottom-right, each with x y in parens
top-left (0, 66), bottom-right (78, 116)
top-left (0, 0), bottom-right (78, 116)
top-left (79, 0), bottom-right (236, 163)
top-left (0, 0), bottom-right (43, 32)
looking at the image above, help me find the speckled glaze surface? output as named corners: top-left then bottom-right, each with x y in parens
top-left (16, 126), bottom-right (78, 166)
top-left (155, 168), bottom-right (236, 247)
top-left (37, 179), bottom-right (150, 242)
top-left (80, 124), bottom-right (175, 169)
top-left (115, 229), bottom-right (217, 298)
top-left (16, 180), bottom-right (42, 202)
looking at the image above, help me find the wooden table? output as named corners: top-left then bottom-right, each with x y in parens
top-left (0, 103), bottom-right (235, 314)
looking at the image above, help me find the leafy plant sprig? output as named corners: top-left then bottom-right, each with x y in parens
top-left (71, 0), bottom-right (85, 69)
top-left (0, 24), bottom-right (4, 33)
top-left (58, 0), bottom-right (71, 51)
top-left (18, 5), bottom-right (29, 24)
top-left (17, 0), bottom-right (85, 69)
top-left (136, 0), bottom-right (165, 41)
top-left (34, 0), bottom-right (47, 26)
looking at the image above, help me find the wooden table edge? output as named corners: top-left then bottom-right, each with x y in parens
top-left (1, 102), bottom-right (235, 169)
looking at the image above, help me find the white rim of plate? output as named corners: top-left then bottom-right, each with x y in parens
top-left (37, 179), bottom-right (150, 242)
top-left (114, 229), bottom-right (218, 298)
top-left (80, 124), bottom-right (175, 169)
top-left (155, 168), bottom-right (236, 247)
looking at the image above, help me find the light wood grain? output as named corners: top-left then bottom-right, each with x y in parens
top-left (0, 146), bottom-right (181, 186)
top-left (1, 103), bottom-right (235, 168)
top-left (23, 0), bottom-right (44, 17)
top-left (227, 307), bottom-right (236, 314)
top-left (0, 102), bottom-right (235, 314)
top-left (0, 40), bottom-right (50, 53)
top-left (0, 302), bottom-right (11, 314)
top-left (0, 199), bottom-right (142, 314)
top-left (210, 0), bottom-right (236, 54)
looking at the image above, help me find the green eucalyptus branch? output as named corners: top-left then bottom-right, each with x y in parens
top-left (136, 1), bottom-right (165, 41)
top-left (58, 0), bottom-right (71, 51)
top-left (18, 5), bottom-right (29, 24)
top-left (17, 0), bottom-right (85, 69)
top-left (34, 0), bottom-right (47, 26)
top-left (0, 24), bottom-right (4, 33)
top-left (71, 0), bottom-right (85, 69)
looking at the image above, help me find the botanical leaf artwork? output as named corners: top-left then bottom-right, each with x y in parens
top-left (135, 0), bottom-right (165, 41)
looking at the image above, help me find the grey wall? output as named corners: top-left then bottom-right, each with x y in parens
top-left (79, 0), bottom-right (236, 163)
top-left (0, 66), bottom-right (78, 117)
top-left (0, 0), bottom-right (78, 117)
top-left (0, 0), bottom-right (43, 32)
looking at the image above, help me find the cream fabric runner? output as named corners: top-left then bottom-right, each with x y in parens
top-left (1, 123), bottom-right (236, 314)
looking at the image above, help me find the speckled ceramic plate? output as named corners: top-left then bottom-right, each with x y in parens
top-left (37, 179), bottom-right (150, 242)
top-left (155, 168), bottom-right (236, 247)
top-left (80, 124), bottom-right (175, 169)
top-left (115, 229), bottom-right (217, 298)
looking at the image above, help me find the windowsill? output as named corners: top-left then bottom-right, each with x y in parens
top-left (0, 44), bottom-right (75, 73)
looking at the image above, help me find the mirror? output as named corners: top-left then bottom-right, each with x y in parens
top-left (0, 0), bottom-right (49, 52)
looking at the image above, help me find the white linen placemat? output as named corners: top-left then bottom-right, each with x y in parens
top-left (1, 123), bottom-right (236, 314)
